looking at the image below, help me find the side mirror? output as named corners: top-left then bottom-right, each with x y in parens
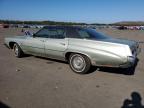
top-left (32, 33), bottom-right (36, 38)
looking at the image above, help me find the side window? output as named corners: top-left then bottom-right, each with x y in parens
top-left (66, 28), bottom-right (80, 38)
top-left (48, 29), bottom-right (58, 38)
top-left (49, 29), bottom-right (65, 39)
top-left (77, 29), bottom-right (90, 38)
top-left (34, 28), bottom-right (65, 39)
top-left (34, 28), bottom-right (49, 38)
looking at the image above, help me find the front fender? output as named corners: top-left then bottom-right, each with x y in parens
top-left (5, 37), bottom-right (24, 49)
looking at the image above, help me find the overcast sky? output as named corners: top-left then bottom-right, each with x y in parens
top-left (0, 0), bottom-right (144, 23)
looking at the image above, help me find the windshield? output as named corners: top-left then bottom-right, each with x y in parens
top-left (85, 28), bottom-right (110, 39)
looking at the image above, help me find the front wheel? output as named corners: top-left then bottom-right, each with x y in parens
top-left (69, 53), bottom-right (91, 74)
top-left (13, 43), bottom-right (23, 58)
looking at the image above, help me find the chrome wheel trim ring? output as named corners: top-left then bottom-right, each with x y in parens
top-left (14, 44), bottom-right (19, 56)
top-left (70, 54), bottom-right (86, 73)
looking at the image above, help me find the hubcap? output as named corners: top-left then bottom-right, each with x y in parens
top-left (71, 55), bottom-right (86, 72)
top-left (14, 45), bottom-right (18, 56)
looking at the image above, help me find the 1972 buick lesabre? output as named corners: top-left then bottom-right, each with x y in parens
top-left (4, 26), bottom-right (141, 74)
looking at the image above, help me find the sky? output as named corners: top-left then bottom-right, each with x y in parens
top-left (0, 0), bottom-right (144, 23)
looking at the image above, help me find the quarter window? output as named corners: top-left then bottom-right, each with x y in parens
top-left (77, 29), bottom-right (90, 38)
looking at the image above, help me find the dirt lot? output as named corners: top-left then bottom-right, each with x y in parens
top-left (0, 28), bottom-right (144, 108)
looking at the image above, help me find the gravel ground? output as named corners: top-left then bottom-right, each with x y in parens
top-left (0, 28), bottom-right (144, 108)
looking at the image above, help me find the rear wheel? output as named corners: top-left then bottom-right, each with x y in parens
top-left (13, 43), bottom-right (23, 58)
top-left (69, 53), bottom-right (91, 74)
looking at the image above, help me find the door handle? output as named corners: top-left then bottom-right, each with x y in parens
top-left (40, 40), bottom-right (46, 42)
top-left (60, 43), bottom-right (65, 46)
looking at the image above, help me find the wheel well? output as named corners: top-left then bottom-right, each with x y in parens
top-left (65, 52), bottom-right (72, 61)
top-left (9, 42), bottom-right (16, 49)
top-left (65, 52), bottom-right (91, 62)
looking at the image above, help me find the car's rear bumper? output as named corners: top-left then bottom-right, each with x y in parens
top-left (119, 57), bottom-right (136, 68)
top-left (120, 47), bottom-right (141, 68)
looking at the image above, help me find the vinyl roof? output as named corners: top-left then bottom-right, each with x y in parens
top-left (43, 25), bottom-right (84, 29)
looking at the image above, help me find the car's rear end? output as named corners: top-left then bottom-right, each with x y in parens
top-left (125, 42), bottom-right (141, 67)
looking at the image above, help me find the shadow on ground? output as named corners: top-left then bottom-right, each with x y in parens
top-left (0, 101), bottom-right (10, 108)
top-left (97, 58), bottom-right (139, 75)
top-left (88, 58), bottom-right (139, 75)
top-left (121, 91), bottom-right (144, 108)
top-left (35, 56), bottom-right (68, 64)
top-left (23, 55), bottom-right (139, 75)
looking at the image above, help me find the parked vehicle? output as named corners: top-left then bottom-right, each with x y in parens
top-left (4, 26), bottom-right (141, 74)
top-left (117, 26), bottom-right (127, 30)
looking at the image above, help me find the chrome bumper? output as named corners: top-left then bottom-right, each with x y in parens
top-left (120, 46), bottom-right (141, 68)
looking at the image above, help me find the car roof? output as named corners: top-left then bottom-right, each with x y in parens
top-left (43, 25), bottom-right (84, 30)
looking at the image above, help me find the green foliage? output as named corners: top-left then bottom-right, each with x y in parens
top-left (1, 20), bottom-right (144, 26)
top-left (0, 19), bottom-right (86, 25)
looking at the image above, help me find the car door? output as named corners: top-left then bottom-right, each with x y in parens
top-left (21, 28), bottom-right (49, 56)
top-left (44, 27), bottom-right (68, 60)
